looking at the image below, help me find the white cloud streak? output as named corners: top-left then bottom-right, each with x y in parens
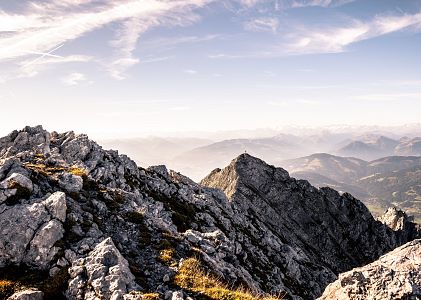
top-left (285, 12), bottom-right (421, 54)
top-left (61, 72), bottom-right (89, 86)
top-left (244, 17), bottom-right (279, 33)
top-left (0, 0), bottom-right (212, 79)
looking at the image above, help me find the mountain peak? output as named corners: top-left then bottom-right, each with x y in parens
top-left (201, 153), bottom-right (290, 199)
top-left (0, 127), bottom-right (420, 300)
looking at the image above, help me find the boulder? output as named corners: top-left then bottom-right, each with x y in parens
top-left (67, 237), bottom-right (139, 300)
top-left (319, 239), bottom-right (421, 300)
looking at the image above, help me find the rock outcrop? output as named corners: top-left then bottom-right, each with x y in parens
top-left (0, 126), bottom-right (419, 300)
top-left (319, 239), bottom-right (421, 300)
top-left (67, 237), bottom-right (138, 300)
top-left (0, 191), bottom-right (66, 269)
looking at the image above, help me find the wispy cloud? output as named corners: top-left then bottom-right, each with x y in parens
top-left (61, 72), bottom-right (89, 86)
top-left (235, 0), bottom-right (355, 10)
top-left (285, 12), bottom-right (421, 54)
top-left (18, 54), bottom-right (93, 78)
top-left (0, 0), bottom-right (212, 80)
top-left (244, 17), bottom-right (279, 33)
top-left (184, 69), bottom-right (198, 75)
top-left (288, 0), bottom-right (355, 8)
top-left (141, 56), bottom-right (174, 64)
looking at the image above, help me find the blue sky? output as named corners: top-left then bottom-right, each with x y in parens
top-left (0, 0), bottom-right (421, 138)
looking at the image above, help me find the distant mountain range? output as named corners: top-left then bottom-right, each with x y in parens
top-left (337, 135), bottom-right (421, 160)
top-left (100, 133), bottom-right (421, 182)
top-left (1, 126), bottom-right (420, 299)
top-left (282, 153), bottom-right (421, 222)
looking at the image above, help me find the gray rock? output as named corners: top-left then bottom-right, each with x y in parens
top-left (59, 173), bottom-right (83, 193)
top-left (0, 192), bottom-right (66, 269)
top-left (7, 290), bottom-right (44, 300)
top-left (0, 127), bottom-right (419, 300)
top-left (171, 291), bottom-right (184, 300)
top-left (319, 239), bottom-right (421, 300)
top-left (43, 192), bottom-right (67, 222)
top-left (24, 219), bottom-right (64, 268)
top-left (66, 237), bottom-right (139, 300)
top-left (0, 172), bottom-right (33, 192)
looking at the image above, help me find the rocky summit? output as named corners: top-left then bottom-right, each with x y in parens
top-left (0, 126), bottom-right (420, 300)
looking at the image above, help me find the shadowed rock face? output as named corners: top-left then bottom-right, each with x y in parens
top-left (0, 127), bottom-right (419, 300)
top-left (201, 154), bottom-right (420, 296)
top-left (319, 239), bottom-right (421, 300)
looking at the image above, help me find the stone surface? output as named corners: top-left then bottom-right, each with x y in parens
top-left (66, 237), bottom-right (139, 300)
top-left (0, 126), bottom-right (419, 300)
top-left (43, 192), bottom-right (67, 222)
top-left (0, 173), bottom-right (33, 192)
top-left (319, 239), bottom-right (421, 300)
top-left (7, 290), bottom-right (44, 300)
top-left (59, 173), bottom-right (83, 193)
top-left (0, 191), bottom-right (66, 269)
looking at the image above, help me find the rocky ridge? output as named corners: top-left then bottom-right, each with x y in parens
top-left (319, 239), bottom-right (421, 300)
top-left (0, 126), bottom-right (419, 300)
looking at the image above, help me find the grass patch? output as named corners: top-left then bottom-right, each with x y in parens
top-left (174, 258), bottom-right (284, 300)
top-left (142, 293), bottom-right (160, 300)
top-left (158, 248), bottom-right (175, 265)
top-left (68, 167), bottom-right (86, 177)
top-left (0, 279), bottom-right (16, 299)
top-left (23, 163), bottom-right (65, 177)
top-left (128, 291), bottom-right (160, 300)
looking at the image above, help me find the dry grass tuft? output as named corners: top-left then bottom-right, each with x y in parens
top-left (174, 257), bottom-right (284, 300)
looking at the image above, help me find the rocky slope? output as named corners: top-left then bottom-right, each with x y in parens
top-left (319, 239), bottom-right (421, 300)
top-left (0, 126), bottom-right (420, 300)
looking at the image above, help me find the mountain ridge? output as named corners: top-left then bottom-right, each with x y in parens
top-left (0, 126), bottom-right (420, 300)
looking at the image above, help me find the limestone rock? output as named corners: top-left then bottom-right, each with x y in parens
top-left (23, 219), bottom-right (64, 268)
top-left (319, 239), bottom-right (421, 300)
top-left (0, 126), bottom-right (419, 300)
top-left (0, 173), bottom-right (33, 192)
top-left (43, 192), bottom-right (67, 222)
top-left (7, 290), bottom-right (44, 300)
top-left (0, 192), bottom-right (65, 269)
top-left (66, 237), bottom-right (139, 300)
top-left (59, 173), bottom-right (83, 193)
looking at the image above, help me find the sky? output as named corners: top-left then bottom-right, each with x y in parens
top-left (0, 0), bottom-right (421, 139)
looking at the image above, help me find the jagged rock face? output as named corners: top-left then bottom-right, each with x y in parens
top-left (66, 238), bottom-right (138, 300)
top-left (377, 207), bottom-right (420, 244)
top-left (201, 154), bottom-right (420, 297)
top-left (319, 239), bottom-right (421, 300)
top-left (0, 126), bottom-right (419, 300)
top-left (0, 191), bottom-right (66, 269)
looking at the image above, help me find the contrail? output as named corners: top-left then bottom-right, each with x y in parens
top-left (21, 44), bottom-right (65, 67)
